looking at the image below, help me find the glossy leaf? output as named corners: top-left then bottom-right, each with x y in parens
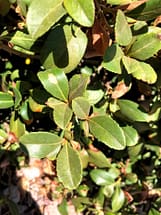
top-left (10, 113), bottom-right (25, 138)
top-left (53, 103), bottom-right (73, 129)
top-left (89, 115), bottom-right (126, 150)
top-left (115, 10), bottom-right (132, 46)
top-left (122, 126), bottom-right (139, 146)
top-left (72, 97), bottom-right (90, 120)
top-left (84, 90), bottom-right (104, 105)
top-left (128, 27), bottom-right (161, 60)
top-left (112, 186), bottom-right (125, 212)
top-left (69, 74), bottom-right (89, 101)
top-left (0, 92), bottom-right (14, 109)
top-left (102, 44), bottom-right (124, 74)
top-left (64, 0), bottom-right (95, 27)
top-left (57, 142), bottom-right (82, 189)
top-left (13, 87), bottom-right (22, 108)
top-left (38, 68), bottom-right (69, 102)
top-left (90, 169), bottom-right (114, 186)
top-left (40, 24), bottom-right (87, 73)
top-left (26, 0), bottom-right (66, 38)
top-left (122, 56), bottom-right (157, 84)
top-left (0, 0), bottom-right (10, 16)
top-left (46, 97), bottom-right (64, 109)
top-left (118, 99), bottom-right (149, 122)
top-left (107, 0), bottom-right (133, 5)
top-left (127, 0), bottom-right (161, 21)
top-left (20, 132), bottom-right (62, 158)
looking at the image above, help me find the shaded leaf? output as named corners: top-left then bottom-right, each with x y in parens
top-left (0, 92), bottom-right (14, 109)
top-left (90, 169), bottom-right (114, 186)
top-left (72, 97), bottom-right (90, 120)
top-left (20, 132), bottom-right (62, 158)
top-left (118, 99), bottom-right (149, 122)
top-left (10, 113), bottom-right (25, 138)
top-left (0, 0), bottom-right (10, 16)
top-left (122, 126), bottom-right (139, 146)
top-left (112, 186), bottom-right (125, 212)
top-left (102, 44), bottom-right (124, 74)
top-left (38, 68), bottom-right (69, 102)
top-left (53, 103), bottom-right (73, 129)
top-left (69, 74), bottom-right (89, 101)
top-left (40, 24), bottom-right (87, 73)
top-left (122, 56), bottom-right (157, 84)
top-left (115, 10), bottom-right (132, 46)
top-left (89, 115), bottom-right (126, 150)
top-left (64, 0), bottom-right (95, 27)
top-left (128, 27), bottom-right (161, 60)
top-left (57, 142), bottom-right (82, 189)
top-left (26, 0), bottom-right (66, 38)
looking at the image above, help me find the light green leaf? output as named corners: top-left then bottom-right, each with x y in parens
top-left (102, 44), bottom-right (124, 74)
top-left (118, 99), bottom-right (149, 122)
top-left (122, 126), bottom-right (139, 146)
top-left (26, 0), bottom-right (66, 38)
top-left (107, 0), bottom-right (133, 5)
top-left (115, 10), bottom-right (132, 46)
top-left (40, 24), bottom-right (87, 73)
top-left (0, 129), bottom-right (8, 144)
top-left (10, 112), bottom-right (25, 138)
top-left (89, 115), bottom-right (126, 150)
top-left (128, 27), bottom-right (161, 60)
top-left (0, 92), bottom-right (14, 109)
top-left (112, 186), bottom-right (125, 212)
top-left (72, 97), bottom-right (90, 120)
top-left (69, 73), bottom-right (89, 101)
top-left (148, 208), bottom-right (161, 215)
top-left (57, 142), bottom-right (82, 189)
top-left (38, 68), bottom-right (69, 102)
top-left (90, 169), bottom-right (114, 186)
top-left (46, 97), bottom-right (64, 109)
top-left (64, 0), bottom-right (95, 27)
top-left (20, 132), bottom-right (62, 158)
top-left (13, 87), bottom-right (22, 108)
top-left (53, 103), bottom-right (73, 129)
top-left (84, 90), bottom-right (104, 105)
top-left (122, 56), bottom-right (157, 84)
top-left (127, 0), bottom-right (161, 21)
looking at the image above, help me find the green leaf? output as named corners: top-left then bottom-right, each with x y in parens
top-left (40, 24), bottom-right (87, 73)
top-left (20, 132), bottom-right (62, 158)
top-left (46, 97), bottom-right (64, 109)
top-left (38, 68), bottom-right (69, 102)
top-left (89, 115), bottom-right (126, 150)
top-left (122, 126), bottom-right (139, 146)
top-left (115, 10), bottom-right (132, 46)
top-left (128, 26), bottom-right (161, 60)
top-left (148, 208), bottom-right (161, 215)
top-left (118, 99), bottom-right (149, 122)
top-left (126, 0), bottom-right (161, 21)
top-left (112, 186), bottom-right (125, 212)
top-left (13, 87), bottom-right (22, 108)
top-left (107, 0), bottom-right (133, 5)
top-left (84, 90), bottom-right (104, 105)
top-left (122, 56), bottom-right (157, 84)
top-left (26, 0), bottom-right (66, 38)
top-left (57, 142), bottom-right (82, 189)
top-left (0, 129), bottom-right (8, 144)
top-left (10, 113), bottom-right (25, 138)
top-left (69, 73), bottom-right (89, 101)
top-left (0, 92), bottom-right (14, 109)
top-left (90, 169), bottom-right (114, 186)
top-left (102, 44), bottom-right (124, 74)
top-left (64, 0), bottom-right (95, 27)
top-left (72, 97), bottom-right (90, 120)
top-left (88, 149), bottom-right (111, 168)
top-left (53, 103), bottom-right (73, 129)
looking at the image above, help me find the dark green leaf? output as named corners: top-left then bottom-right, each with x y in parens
top-left (89, 115), bottom-right (126, 150)
top-left (20, 132), bottom-right (62, 158)
top-left (57, 142), bottom-right (82, 189)
top-left (112, 186), bottom-right (125, 212)
top-left (38, 68), bottom-right (69, 102)
top-left (0, 92), bottom-right (14, 109)
top-left (64, 0), bottom-right (95, 27)
top-left (40, 24), bottom-right (87, 73)
top-left (115, 10), bottom-right (132, 46)
top-left (26, 0), bottom-right (66, 38)
top-left (72, 97), bottom-right (90, 120)
top-left (90, 169), bottom-right (114, 186)
top-left (102, 44), bottom-right (124, 74)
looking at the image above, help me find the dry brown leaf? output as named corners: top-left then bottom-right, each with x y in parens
top-left (85, 17), bottom-right (110, 58)
top-left (111, 81), bottom-right (131, 99)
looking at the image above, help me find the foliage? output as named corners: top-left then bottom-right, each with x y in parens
top-left (0, 0), bottom-right (161, 214)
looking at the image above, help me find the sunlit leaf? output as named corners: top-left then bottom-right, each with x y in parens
top-left (84, 90), bottom-right (104, 105)
top-left (122, 126), bottom-right (139, 146)
top-left (89, 115), bottom-right (126, 150)
top-left (26, 0), bottom-right (66, 38)
top-left (64, 0), bottom-right (95, 27)
top-left (72, 97), bottom-right (90, 120)
top-left (57, 142), bottom-right (82, 189)
top-left (10, 112), bottom-right (25, 138)
top-left (38, 68), bottom-right (69, 102)
top-left (112, 186), bottom-right (125, 212)
top-left (90, 169), bottom-right (114, 186)
top-left (107, 0), bottom-right (133, 5)
top-left (0, 92), bottom-right (14, 109)
top-left (20, 132), bottom-right (62, 158)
